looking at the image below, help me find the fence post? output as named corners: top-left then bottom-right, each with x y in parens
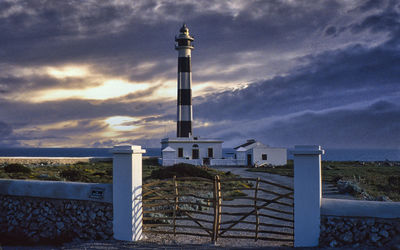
top-left (212, 175), bottom-right (221, 244)
top-left (173, 175), bottom-right (178, 237)
top-left (292, 145), bottom-right (324, 247)
top-left (112, 145), bottom-right (146, 241)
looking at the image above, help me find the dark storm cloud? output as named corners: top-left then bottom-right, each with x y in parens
top-left (325, 26), bottom-right (337, 36)
top-left (351, 11), bottom-right (400, 35)
top-left (1, 0), bottom-right (399, 148)
top-left (191, 26), bottom-right (400, 148)
top-left (358, 0), bottom-right (386, 12)
top-left (254, 101), bottom-right (400, 149)
top-left (0, 73), bottom-right (93, 93)
top-left (194, 100), bottom-right (400, 149)
top-left (0, 0), bottom-right (392, 91)
top-left (0, 97), bottom-right (174, 128)
top-left (0, 0), bottom-right (349, 83)
top-left (0, 121), bottom-right (12, 137)
top-left (194, 43), bottom-right (400, 122)
top-left (22, 119), bottom-right (108, 140)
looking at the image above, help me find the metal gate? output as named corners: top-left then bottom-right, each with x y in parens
top-left (142, 175), bottom-right (293, 245)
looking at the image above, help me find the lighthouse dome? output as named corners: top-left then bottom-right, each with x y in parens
top-left (180, 24), bottom-right (189, 33)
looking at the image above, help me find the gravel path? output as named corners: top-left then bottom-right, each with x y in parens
top-left (141, 166), bottom-right (295, 248)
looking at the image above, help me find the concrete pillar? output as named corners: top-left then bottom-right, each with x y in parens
top-left (112, 145), bottom-right (146, 241)
top-left (293, 145), bottom-right (324, 247)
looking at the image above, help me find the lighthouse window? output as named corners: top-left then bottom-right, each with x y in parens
top-left (178, 40), bottom-right (190, 46)
top-left (262, 154), bottom-right (267, 160)
top-left (178, 148), bottom-right (183, 157)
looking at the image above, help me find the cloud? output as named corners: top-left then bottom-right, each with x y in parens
top-left (194, 42), bottom-right (400, 122)
top-left (0, 0), bottom-right (399, 148)
top-left (254, 100), bottom-right (400, 149)
top-left (0, 121), bottom-right (12, 137)
top-left (325, 26), bottom-right (337, 36)
top-left (0, 97), bottom-right (173, 128)
top-left (194, 100), bottom-right (400, 149)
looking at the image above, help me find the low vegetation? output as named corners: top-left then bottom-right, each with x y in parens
top-left (247, 160), bottom-right (400, 201)
top-left (0, 159), bottom-right (250, 201)
top-left (0, 161), bottom-right (112, 183)
top-left (146, 163), bottom-right (250, 199)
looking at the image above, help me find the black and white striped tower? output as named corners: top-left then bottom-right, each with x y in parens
top-left (175, 24), bottom-right (194, 137)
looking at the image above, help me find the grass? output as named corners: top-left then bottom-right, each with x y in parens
top-left (247, 160), bottom-right (400, 201)
top-left (0, 161), bottom-right (113, 183)
top-left (0, 158), bottom-right (250, 199)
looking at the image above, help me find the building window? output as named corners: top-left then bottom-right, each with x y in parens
top-left (262, 154), bottom-right (267, 160)
top-left (193, 144), bottom-right (198, 148)
top-left (208, 148), bottom-right (213, 158)
top-left (192, 149), bottom-right (199, 159)
top-left (178, 148), bottom-right (183, 158)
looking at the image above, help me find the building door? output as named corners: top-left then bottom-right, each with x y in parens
top-left (208, 148), bottom-right (213, 158)
top-left (192, 149), bottom-right (199, 159)
top-left (247, 154), bottom-right (252, 166)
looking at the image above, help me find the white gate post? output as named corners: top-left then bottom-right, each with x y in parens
top-left (112, 145), bottom-right (146, 241)
top-left (293, 145), bottom-right (324, 247)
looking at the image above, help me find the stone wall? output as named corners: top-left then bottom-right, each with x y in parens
top-left (0, 194), bottom-right (113, 244)
top-left (320, 216), bottom-right (400, 248)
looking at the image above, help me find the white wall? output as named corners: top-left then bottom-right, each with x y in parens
top-left (252, 147), bottom-right (287, 166)
top-left (162, 158), bottom-right (202, 166)
top-left (162, 150), bottom-right (175, 160)
top-left (322, 198), bottom-right (400, 218)
top-left (164, 141), bottom-right (222, 160)
top-left (0, 179), bottom-right (112, 203)
top-left (210, 158), bottom-right (241, 166)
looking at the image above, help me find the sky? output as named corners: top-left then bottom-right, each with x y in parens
top-left (0, 0), bottom-right (399, 149)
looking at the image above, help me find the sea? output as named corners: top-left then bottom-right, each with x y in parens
top-left (0, 147), bottom-right (399, 162)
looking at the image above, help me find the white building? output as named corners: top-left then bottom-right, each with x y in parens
top-left (161, 137), bottom-right (223, 166)
top-left (234, 139), bottom-right (287, 166)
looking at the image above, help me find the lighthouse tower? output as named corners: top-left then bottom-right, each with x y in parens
top-left (175, 24), bottom-right (194, 137)
top-left (160, 24), bottom-right (223, 167)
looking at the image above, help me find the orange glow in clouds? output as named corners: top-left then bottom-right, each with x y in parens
top-left (28, 79), bottom-right (149, 102)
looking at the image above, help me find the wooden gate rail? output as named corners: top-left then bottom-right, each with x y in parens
top-left (142, 174), bottom-right (294, 245)
top-left (218, 235), bottom-right (293, 242)
top-left (218, 191), bottom-right (294, 236)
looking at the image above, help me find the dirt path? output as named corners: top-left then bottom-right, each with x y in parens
top-left (215, 166), bottom-right (356, 200)
top-left (140, 166), bottom-right (295, 248)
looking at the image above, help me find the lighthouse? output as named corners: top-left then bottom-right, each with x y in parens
top-left (175, 24), bottom-right (194, 138)
top-left (160, 24), bottom-right (286, 167)
top-left (160, 24), bottom-right (223, 166)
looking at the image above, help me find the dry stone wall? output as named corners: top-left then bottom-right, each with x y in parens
top-left (0, 195), bottom-right (113, 244)
top-left (320, 216), bottom-right (400, 248)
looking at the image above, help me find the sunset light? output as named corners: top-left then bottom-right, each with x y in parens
top-left (28, 79), bottom-right (150, 102)
top-left (46, 66), bottom-right (89, 78)
top-left (105, 116), bottom-right (140, 132)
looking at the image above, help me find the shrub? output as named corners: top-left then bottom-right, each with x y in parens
top-left (388, 176), bottom-right (400, 188)
top-left (4, 164), bottom-right (31, 173)
top-left (149, 163), bottom-right (214, 180)
top-left (143, 157), bottom-right (160, 166)
top-left (60, 169), bottom-right (82, 181)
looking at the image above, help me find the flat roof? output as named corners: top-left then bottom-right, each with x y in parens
top-left (161, 137), bottom-right (223, 143)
